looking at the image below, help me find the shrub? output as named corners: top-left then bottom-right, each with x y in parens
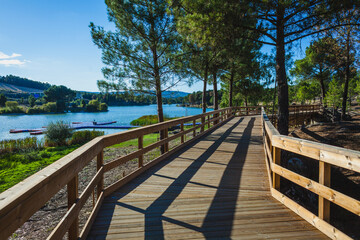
top-left (26, 106), bottom-right (46, 114)
top-left (130, 115), bottom-right (175, 126)
top-left (0, 137), bottom-right (43, 155)
top-left (43, 102), bottom-right (57, 112)
top-left (70, 130), bottom-right (104, 145)
top-left (5, 101), bottom-right (19, 109)
top-left (45, 121), bottom-right (73, 146)
top-left (99, 103), bottom-right (108, 112)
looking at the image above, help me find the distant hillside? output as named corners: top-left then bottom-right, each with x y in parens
top-left (161, 91), bottom-right (189, 98)
top-left (0, 75), bottom-right (51, 92)
top-left (0, 82), bottom-right (44, 93)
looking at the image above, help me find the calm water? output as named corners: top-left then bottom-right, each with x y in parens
top-left (0, 105), bottom-right (209, 140)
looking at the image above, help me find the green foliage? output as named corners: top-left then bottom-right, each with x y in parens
top-left (43, 102), bottom-right (57, 112)
top-left (325, 80), bottom-right (342, 109)
top-left (130, 115), bottom-right (175, 126)
top-left (45, 121), bottom-right (73, 146)
top-left (0, 137), bottom-right (43, 155)
top-left (69, 130), bottom-right (104, 145)
top-left (0, 94), bottom-right (6, 107)
top-left (0, 145), bottom-right (78, 192)
top-left (28, 95), bottom-right (36, 107)
top-left (44, 85), bottom-right (75, 103)
top-left (99, 102), bottom-right (108, 111)
top-left (295, 81), bottom-right (320, 104)
top-left (0, 101), bottom-right (24, 114)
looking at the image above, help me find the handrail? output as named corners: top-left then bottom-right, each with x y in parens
top-left (0, 106), bottom-right (252, 240)
top-left (261, 107), bottom-right (359, 240)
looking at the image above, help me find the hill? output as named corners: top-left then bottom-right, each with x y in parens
top-left (0, 75), bottom-right (51, 93)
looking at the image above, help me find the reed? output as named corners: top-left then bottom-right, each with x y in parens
top-left (0, 137), bottom-right (43, 155)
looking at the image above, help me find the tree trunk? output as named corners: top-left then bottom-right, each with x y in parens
top-left (229, 70), bottom-right (234, 107)
top-left (275, 6), bottom-right (289, 135)
top-left (202, 63), bottom-right (208, 113)
top-left (213, 70), bottom-right (218, 110)
top-left (319, 66), bottom-right (326, 108)
top-left (341, 32), bottom-right (350, 120)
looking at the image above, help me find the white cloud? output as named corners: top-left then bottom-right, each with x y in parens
top-left (0, 59), bottom-right (26, 66)
top-left (0, 51), bottom-right (28, 66)
top-left (0, 51), bottom-right (22, 59)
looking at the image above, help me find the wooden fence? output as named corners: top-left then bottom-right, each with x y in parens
top-left (261, 107), bottom-right (360, 240)
top-left (0, 107), bottom-right (240, 240)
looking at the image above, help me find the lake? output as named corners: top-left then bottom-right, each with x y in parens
top-left (0, 105), bottom-right (209, 141)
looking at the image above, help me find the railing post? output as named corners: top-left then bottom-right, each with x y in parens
top-left (319, 161), bottom-right (331, 222)
top-left (164, 128), bottom-right (169, 152)
top-left (193, 119), bottom-right (196, 137)
top-left (201, 116), bottom-right (205, 132)
top-left (67, 175), bottom-right (79, 240)
top-left (246, 107), bottom-right (249, 115)
top-left (138, 136), bottom-right (143, 167)
top-left (207, 115), bottom-right (210, 128)
top-left (97, 150), bottom-right (104, 198)
top-left (272, 147), bottom-right (281, 190)
top-left (181, 122), bottom-right (184, 143)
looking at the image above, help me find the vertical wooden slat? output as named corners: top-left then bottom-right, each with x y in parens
top-left (193, 120), bottom-right (196, 137)
top-left (138, 136), bottom-right (143, 167)
top-left (97, 151), bottom-right (104, 199)
top-left (67, 175), bottom-right (79, 240)
top-left (201, 116), bottom-right (205, 132)
top-left (207, 115), bottom-right (210, 128)
top-left (180, 123), bottom-right (184, 143)
top-left (272, 147), bottom-right (281, 190)
top-left (319, 161), bottom-right (331, 222)
top-left (164, 128), bottom-right (169, 152)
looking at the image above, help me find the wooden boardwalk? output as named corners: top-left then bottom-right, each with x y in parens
top-left (87, 116), bottom-right (328, 239)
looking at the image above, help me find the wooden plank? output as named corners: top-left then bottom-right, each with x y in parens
top-left (97, 151), bottom-right (104, 199)
top-left (271, 188), bottom-right (350, 240)
top-left (319, 161), bottom-right (331, 221)
top-left (67, 175), bottom-right (79, 240)
top-left (272, 147), bottom-right (281, 190)
top-left (138, 136), bottom-right (144, 168)
top-left (272, 135), bottom-right (360, 173)
top-left (272, 163), bottom-right (360, 216)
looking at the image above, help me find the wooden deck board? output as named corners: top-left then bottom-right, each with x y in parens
top-left (87, 116), bottom-right (328, 239)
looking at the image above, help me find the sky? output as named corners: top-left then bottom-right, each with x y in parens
top-left (0, 1), bottom-right (311, 93)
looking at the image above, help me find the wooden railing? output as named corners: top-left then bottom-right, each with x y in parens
top-left (268, 104), bottom-right (321, 127)
top-left (261, 107), bottom-right (360, 240)
top-left (0, 107), bottom-right (244, 240)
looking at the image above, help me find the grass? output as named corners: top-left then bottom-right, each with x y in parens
top-left (0, 145), bottom-right (79, 193)
top-left (130, 115), bottom-right (176, 126)
top-left (109, 133), bottom-right (160, 148)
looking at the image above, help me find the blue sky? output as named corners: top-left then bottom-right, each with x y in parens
top-left (0, 1), bottom-right (310, 93)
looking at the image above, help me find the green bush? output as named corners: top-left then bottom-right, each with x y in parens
top-left (45, 121), bottom-right (73, 146)
top-left (99, 103), bottom-right (108, 111)
top-left (0, 101), bottom-right (24, 114)
top-left (130, 115), bottom-right (175, 126)
top-left (43, 102), bottom-right (57, 112)
top-left (70, 130), bottom-right (104, 145)
top-left (0, 137), bottom-right (43, 155)
top-left (26, 106), bottom-right (46, 114)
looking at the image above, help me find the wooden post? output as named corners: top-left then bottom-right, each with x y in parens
top-left (246, 107), bottom-right (249, 115)
top-left (67, 175), bottom-right (79, 240)
top-left (193, 120), bottom-right (196, 137)
top-left (272, 147), bottom-right (281, 190)
top-left (319, 161), bottom-right (331, 222)
top-left (180, 123), bottom-right (184, 143)
top-left (97, 150), bottom-right (103, 199)
top-left (207, 115), bottom-right (210, 128)
top-left (164, 128), bottom-right (169, 152)
top-left (138, 136), bottom-right (143, 167)
top-left (201, 116), bottom-right (205, 132)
